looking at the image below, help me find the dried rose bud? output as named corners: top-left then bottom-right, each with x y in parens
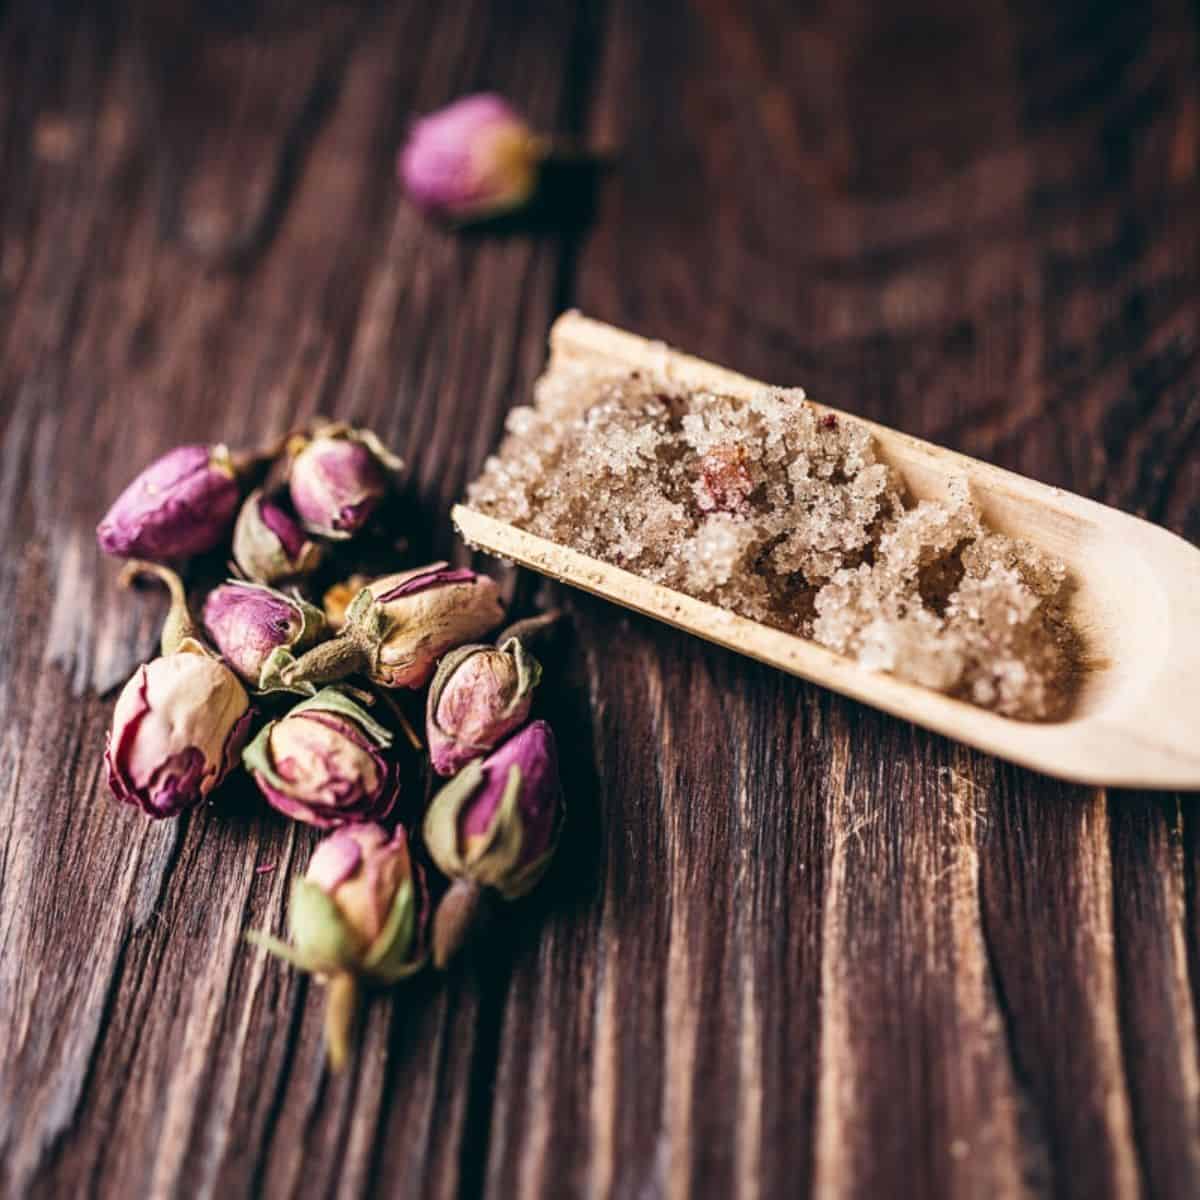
top-left (97, 444), bottom-right (242, 562)
top-left (246, 823), bottom-right (426, 1069)
top-left (427, 637), bottom-right (541, 776)
top-left (286, 424), bottom-right (402, 540)
top-left (201, 580), bottom-right (326, 693)
top-left (399, 93), bottom-right (545, 223)
top-left (423, 720), bottom-right (563, 966)
top-left (107, 645), bottom-right (252, 818)
top-left (243, 687), bottom-right (400, 828)
top-left (302, 824), bottom-right (422, 961)
top-left (281, 563), bottom-right (504, 691)
top-left (232, 488), bottom-right (325, 584)
top-left (106, 563), bottom-right (251, 818)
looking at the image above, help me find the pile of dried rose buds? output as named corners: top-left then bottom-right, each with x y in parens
top-left (97, 425), bottom-right (565, 1069)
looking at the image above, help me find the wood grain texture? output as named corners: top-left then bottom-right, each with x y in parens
top-left (1, 1), bottom-right (1198, 1198)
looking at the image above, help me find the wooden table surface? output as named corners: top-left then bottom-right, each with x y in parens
top-left (3, 2), bottom-right (1199, 1197)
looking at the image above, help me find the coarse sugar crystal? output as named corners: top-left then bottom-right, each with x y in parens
top-left (467, 361), bottom-right (1080, 720)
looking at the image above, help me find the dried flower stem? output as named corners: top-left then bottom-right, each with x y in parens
top-left (244, 929), bottom-right (312, 971)
top-left (432, 878), bottom-right (485, 969)
top-left (542, 138), bottom-right (618, 166)
top-left (324, 971), bottom-right (358, 1072)
top-left (279, 632), bottom-right (372, 689)
top-left (119, 560), bottom-right (202, 654)
top-left (495, 608), bottom-right (563, 650)
top-left (229, 431), bottom-right (292, 479)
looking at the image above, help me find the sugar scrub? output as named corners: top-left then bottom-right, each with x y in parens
top-left (466, 360), bottom-right (1082, 721)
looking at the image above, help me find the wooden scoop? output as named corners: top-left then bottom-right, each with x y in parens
top-left (454, 312), bottom-right (1200, 790)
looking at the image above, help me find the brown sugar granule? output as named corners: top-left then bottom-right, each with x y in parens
top-left (467, 361), bottom-right (1080, 721)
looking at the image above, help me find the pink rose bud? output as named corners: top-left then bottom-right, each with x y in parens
top-left (246, 823), bottom-right (427, 1069)
top-left (399, 93), bottom-right (544, 223)
top-left (304, 824), bottom-right (421, 954)
top-left (97, 444), bottom-right (241, 562)
top-left (280, 563), bottom-right (505, 691)
top-left (426, 637), bottom-right (541, 776)
top-left (201, 580), bottom-right (326, 693)
top-left (286, 424), bottom-right (403, 540)
top-left (366, 566), bottom-right (506, 688)
top-left (243, 688), bottom-right (400, 829)
top-left (106, 562), bottom-right (252, 818)
top-left (423, 720), bottom-right (563, 966)
top-left (106, 640), bottom-right (252, 818)
top-left (232, 488), bottom-right (325, 584)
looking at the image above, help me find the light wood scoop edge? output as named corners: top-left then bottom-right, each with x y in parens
top-left (454, 312), bottom-right (1200, 791)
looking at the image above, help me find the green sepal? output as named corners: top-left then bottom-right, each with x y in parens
top-left (422, 759), bottom-right (485, 877)
top-left (289, 879), bottom-right (361, 972)
top-left (352, 426), bottom-right (404, 473)
top-left (294, 595), bottom-right (328, 650)
top-left (175, 636), bottom-right (216, 660)
top-left (424, 761), bottom-right (549, 898)
top-left (487, 717), bottom-right (563, 898)
top-left (427, 643), bottom-right (487, 716)
top-left (361, 879), bottom-right (425, 983)
top-left (256, 646), bottom-right (316, 697)
top-left (463, 764), bottom-right (529, 891)
top-left (244, 929), bottom-right (319, 973)
top-left (500, 637), bottom-right (543, 715)
top-left (345, 588), bottom-right (390, 644)
top-left (242, 719), bottom-right (278, 781)
top-left (305, 588), bottom-right (390, 686)
top-left (460, 762), bottom-right (562, 899)
top-left (287, 686), bottom-right (393, 746)
top-left (494, 835), bottom-right (559, 901)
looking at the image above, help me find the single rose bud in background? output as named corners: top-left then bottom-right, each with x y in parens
top-left (423, 719), bottom-right (563, 967)
top-left (243, 687), bottom-right (400, 828)
top-left (426, 637), bottom-right (541, 776)
top-left (280, 563), bottom-right (504, 691)
top-left (286, 424), bottom-right (403, 540)
top-left (232, 488), bottom-right (325, 585)
top-left (246, 823), bottom-right (426, 1069)
top-left (106, 563), bottom-right (251, 818)
top-left (399, 93), bottom-right (546, 224)
top-left (97, 443), bottom-right (243, 562)
top-left (201, 580), bottom-right (326, 693)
